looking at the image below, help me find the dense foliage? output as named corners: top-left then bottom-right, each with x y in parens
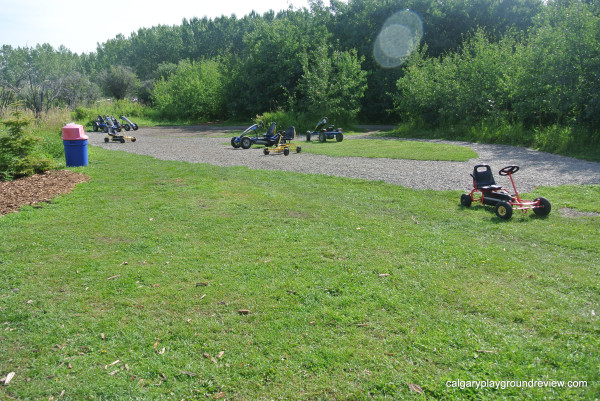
top-left (396, 2), bottom-right (600, 128)
top-left (153, 59), bottom-right (227, 121)
top-left (1, 0), bottom-right (598, 152)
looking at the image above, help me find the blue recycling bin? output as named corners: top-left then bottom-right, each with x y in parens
top-left (62, 124), bottom-right (89, 167)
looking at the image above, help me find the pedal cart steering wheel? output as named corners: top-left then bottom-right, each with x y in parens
top-left (498, 165), bottom-right (519, 176)
top-left (460, 164), bottom-right (551, 220)
top-left (498, 166), bottom-right (521, 177)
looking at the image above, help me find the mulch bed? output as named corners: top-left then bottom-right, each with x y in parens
top-left (0, 170), bottom-right (89, 216)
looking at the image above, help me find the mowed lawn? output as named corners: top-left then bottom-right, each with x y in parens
top-left (1, 146), bottom-right (598, 400)
top-left (300, 138), bottom-right (478, 161)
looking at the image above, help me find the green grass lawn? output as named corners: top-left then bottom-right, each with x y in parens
top-left (301, 138), bottom-right (478, 161)
top-left (1, 147), bottom-right (598, 400)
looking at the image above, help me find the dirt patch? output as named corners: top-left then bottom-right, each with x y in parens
top-left (0, 170), bottom-right (89, 216)
top-left (558, 208), bottom-right (600, 218)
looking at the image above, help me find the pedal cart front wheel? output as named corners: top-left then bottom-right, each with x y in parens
top-left (495, 201), bottom-right (513, 220)
top-left (460, 194), bottom-right (472, 207)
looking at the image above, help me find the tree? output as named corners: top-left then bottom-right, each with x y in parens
top-left (98, 65), bottom-right (139, 100)
top-left (0, 44), bottom-right (80, 117)
top-left (153, 59), bottom-right (227, 121)
top-left (229, 10), bottom-right (330, 117)
top-left (298, 44), bottom-right (368, 122)
top-left (61, 72), bottom-right (100, 107)
top-left (513, 0), bottom-right (600, 126)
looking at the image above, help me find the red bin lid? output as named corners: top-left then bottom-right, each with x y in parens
top-left (62, 123), bottom-right (89, 140)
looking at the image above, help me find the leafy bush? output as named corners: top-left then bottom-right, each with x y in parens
top-left (153, 59), bottom-right (227, 122)
top-left (297, 45), bottom-right (368, 124)
top-left (98, 65), bottom-right (140, 100)
top-left (394, 2), bottom-right (600, 157)
top-left (0, 104), bottom-right (55, 180)
top-left (395, 31), bottom-right (518, 127)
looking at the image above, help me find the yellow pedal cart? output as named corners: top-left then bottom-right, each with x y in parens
top-left (263, 126), bottom-right (301, 156)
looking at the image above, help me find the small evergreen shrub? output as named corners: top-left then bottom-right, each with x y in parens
top-left (0, 104), bottom-right (55, 180)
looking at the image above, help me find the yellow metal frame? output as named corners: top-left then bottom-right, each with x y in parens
top-left (263, 127), bottom-right (301, 155)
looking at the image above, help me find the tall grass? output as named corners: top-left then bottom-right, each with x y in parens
top-left (72, 99), bottom-right (150, 128)
top-left (389, 120), bottom-right (600, 162)
top-left (31, 108), bottom-right (71, 164)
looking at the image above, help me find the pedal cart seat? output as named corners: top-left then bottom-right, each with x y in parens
top-left (471, 164), bottom-right (502, 190)
top-left (461, 164), bottom-right (551, 220)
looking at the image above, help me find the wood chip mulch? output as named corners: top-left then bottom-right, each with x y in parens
top-left (0, 170), bottom-right (89, 216)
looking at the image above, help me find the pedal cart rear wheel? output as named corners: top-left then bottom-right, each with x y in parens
top-left (533, 197), bottom-right (551, 216)
top-left (241, 137), bottom-right (252, 149)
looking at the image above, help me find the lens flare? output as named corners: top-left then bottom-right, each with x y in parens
top-left (374, 10), bottom-right (423, 68)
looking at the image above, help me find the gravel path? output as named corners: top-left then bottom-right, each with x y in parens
top-left (88, 125), bottom-right (600, 192)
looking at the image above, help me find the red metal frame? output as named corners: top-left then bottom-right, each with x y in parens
top-left (469, 170), bottom-right (543, 214)
top-left (505, 171), bottom-right (545, 214)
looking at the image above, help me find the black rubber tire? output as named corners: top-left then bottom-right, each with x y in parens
top-left (495, 201), bottom-right (513, 219)
top-left (336, 133), bottom-right (343, 142)
top-left (319, 132), bottom-right (326, 143)
top-left (296, 146), bottom-right (301, 153)
top-left (104, 137), bottom-right (109, 143)
top-left (306, 133), bottom-right (311, 142)
top-left (131, 137), bottom-right (136, 142)
top-left (93, 122), bottom-right (99, 132)
top-left (460, 194), bottom-right (472, 207)
top-left (103, 126), bottom-right (109, 133)
top-left (263, 148), bottom-right (269, 155)
top-left (533, 197), bottom-right (551, 216)
top-left (284, 147), bottom-right (290, 156)
top-left (132, 124), bottom-right (139, 130)
top-left (120, 137), bottom-right (125, 143)
top-left (241, 137), bottom-right (252, 149)
top-left (231, 137), bottom-right (241, 148)
top-left (123, 124), bottom-right (131, 131)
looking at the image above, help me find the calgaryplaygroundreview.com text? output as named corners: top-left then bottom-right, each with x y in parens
top-left (446, 379), bottom-right (588, 390)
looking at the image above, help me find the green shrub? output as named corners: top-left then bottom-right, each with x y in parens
top-left (297, 45), bottom-right (368, 124)
top-left (153, 59), bottom-right (227, 122)
top-left (533, 125), bottom-right (600, 160)
top-left (0, 104), bottom-right (55, 180)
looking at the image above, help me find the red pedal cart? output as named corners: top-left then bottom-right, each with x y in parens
top-left (461, 164), bottom-right (551, 220)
